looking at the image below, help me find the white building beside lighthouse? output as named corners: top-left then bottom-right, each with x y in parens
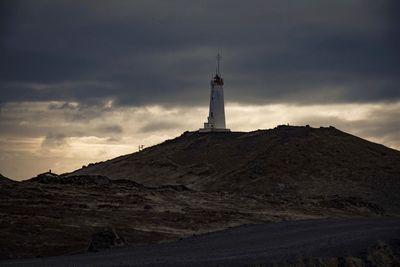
top-left (199, 54), bottom-right (230, 133)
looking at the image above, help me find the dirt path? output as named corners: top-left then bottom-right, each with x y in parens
top-left (2, 218), bottom-right (400, 267)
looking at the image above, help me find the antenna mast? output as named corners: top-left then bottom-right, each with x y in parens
top-left (216, 53), bottom-right (222, 76)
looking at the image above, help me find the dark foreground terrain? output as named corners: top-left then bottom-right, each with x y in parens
top-left (1, 175), bottom-right (387, 260)
top-left (2, 218), bottom-right (400, 267)
top-left (1, 126), bottom-right (400, 265)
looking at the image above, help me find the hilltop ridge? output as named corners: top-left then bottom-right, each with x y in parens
top-left (68, 125), bottom-right (400, 212)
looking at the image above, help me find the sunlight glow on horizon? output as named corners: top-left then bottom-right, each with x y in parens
top-left (1, 101), bottom-right (399, 180)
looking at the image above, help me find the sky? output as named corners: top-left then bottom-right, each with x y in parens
top-left (1, 0), bottom-right (399, 180)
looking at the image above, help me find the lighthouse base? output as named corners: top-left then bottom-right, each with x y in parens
top-left (199, 122), bottom-right (230, 133)
top-left (199, 127), bottom-right (231, 133)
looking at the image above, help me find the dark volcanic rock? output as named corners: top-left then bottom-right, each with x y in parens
top-left (88, 228), bottom-right (125, 252)
top-left (27, 172), bottom-right (61, 183)
top-left (0, 174), bottom-right (14, 183)
top-left (28, 173), bottom-right (111, 186)
top-left (153, 184), bottom-right (191, 192)
top-left (61, 175), bottom-right (111, 186)
top-left (317, 196), bottom-right (385, 215)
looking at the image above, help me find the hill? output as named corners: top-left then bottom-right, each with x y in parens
top-left (2, 125), bottom-right (400, 259)
top-left (0, 174), bottom-right (13, 183)
top-left (68, 125), bottom-right (400, 213)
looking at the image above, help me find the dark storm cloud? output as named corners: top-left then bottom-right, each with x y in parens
top-left (41, 133), bottom-right (68, 148)
top-left (1, 0), bottom-right (399, 106)
top-left (0, 101), bottom-right (123, 139)
top-left (47, 100), bottom-right (114, 122)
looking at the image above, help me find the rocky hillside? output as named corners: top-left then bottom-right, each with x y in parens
top-left (0, 174), bottom-right (13, 183)
top-left (0, 173), bottom-right (388, 259)
top-left (69, 125), bottom-right (400, 213)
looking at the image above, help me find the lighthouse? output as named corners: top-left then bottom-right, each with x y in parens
top-left (199, 54), bottom-right (230, 133)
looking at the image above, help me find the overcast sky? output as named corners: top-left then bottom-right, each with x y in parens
top-left (1, 0), bottom-right (399, 180)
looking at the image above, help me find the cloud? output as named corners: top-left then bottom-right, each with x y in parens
top-left (48, 101), bottom-right (80, 110)
top-left (41, 133), bottom-right (68, 148)
top-left (139, 121), bottom-right (183, 133)
top-left (97, 125), bottom-right (123, 134)
top-left (1, 1), bottom-right (399, 107)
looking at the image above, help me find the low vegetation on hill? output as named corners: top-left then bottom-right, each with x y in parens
top-left (70, 125), bottom-right (400, 213)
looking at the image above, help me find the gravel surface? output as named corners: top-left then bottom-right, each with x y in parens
top-left (2, 218), bottom-right (400, 267)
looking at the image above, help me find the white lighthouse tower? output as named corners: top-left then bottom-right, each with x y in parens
top-left (200, 54), bottom-right (230, 132)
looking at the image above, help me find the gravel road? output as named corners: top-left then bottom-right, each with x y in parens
top-left (2, 218), bottom-right (400, 267)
